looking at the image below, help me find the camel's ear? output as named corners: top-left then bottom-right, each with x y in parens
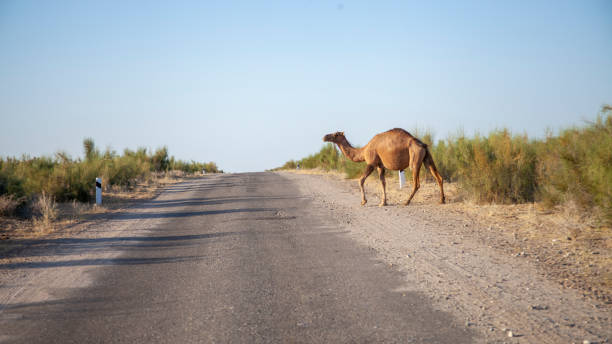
top-left (339, 131), bottom-right (344, 136)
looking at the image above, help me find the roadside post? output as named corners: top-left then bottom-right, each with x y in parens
top-left (95, 177), bottom-right (102, 205)
top-left (399, 170), bottom-right (406, 189)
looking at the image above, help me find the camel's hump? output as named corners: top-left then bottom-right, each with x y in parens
top-left (385, 128), bottom-right (428, 147)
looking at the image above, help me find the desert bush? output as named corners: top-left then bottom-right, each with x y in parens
top-left (104, 154), bottom-right (151, 189)
top-left (0, 195), bottom-right (21, 216)
top-left (46, 159), bottom-right (93, 202)
top-left (537, 107), bottom-right (612, 224)
top-left (279, 160), bottom-right (298, 170)
top-left (445, 130), bottom-right (538, 203)
top-left (203, 161), bottom-right (221, 173)
top-left (32, 191), bottom-right (58, 231)
top-left (430, 139), bottom-right (456, 181)
top-left (83, 137), bottom-right (100, 161)
top-left (0, 139), bottom-right (221, 208)
top-left (151, 146), bottom-right (170, 172)
top-left (168, 158), bottom-right (222, 174)
top-left (0, 158), bottom-right (26, 198)
top-left (276, 143), bottom-right (366, 178)
top-left (339, 156), bottom-right (366, 179)
top-left (297, 143), bottom-right (339, 170)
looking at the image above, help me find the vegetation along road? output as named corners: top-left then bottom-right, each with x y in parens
top-left (0, 172), bottom-right (609, 343)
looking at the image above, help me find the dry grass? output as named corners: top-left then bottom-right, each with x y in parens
top-left (0, 173), bottom-right (192, 248)
top-left (32, 191), bottom-right (58, 233)
top-left (70, 199), bottom-right (87, 220)
top-left (0, 195), bottom-right (21, 216)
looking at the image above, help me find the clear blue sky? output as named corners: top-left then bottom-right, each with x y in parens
top-left (1, 1), bottom-right (611, 172)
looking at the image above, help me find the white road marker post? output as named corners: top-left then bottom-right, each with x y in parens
top-left (399, 170), bottom-right (406, 189)
top-left (95, 177), bottom-right (102, 205)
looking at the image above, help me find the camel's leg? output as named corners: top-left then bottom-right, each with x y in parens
top-left (359, 165), bottom-right (375, 206)
top-left (377, 166), bottom-right (387, 207)
top-left (404, 162), bottom-right (422, 206)
top-left (424, 158), bottom-right (446, 204)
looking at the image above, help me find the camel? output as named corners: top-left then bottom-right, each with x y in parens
top-left (323, 128), bottom-right (445, 207)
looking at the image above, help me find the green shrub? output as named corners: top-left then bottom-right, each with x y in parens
top-left (83, 137), bottom-right (100, 161)
top-left (168, 158), bottom-right (222, 174)
top-left (339, 156), bottom-right (366, 179)
top-left (431, 139), bottom-right (456, 182)
top-left (46, 158), bottom-right (93, 201)
top-left (104, 155), bottom-right (151, 189)
top-left (279, 160), bottom-right (297, 170)
top-left (0, 139), bottom-right (222, 206)
top-left (0, 158), bottom-right (26, 198)
top-left (452, 130), bottom-right (537, 203)
top-left (276, 143), bottom-right (366, 178)
top-left (151, 146), bottom-right (170, 172)
top-left (537, 107), bottom-right (612, 224)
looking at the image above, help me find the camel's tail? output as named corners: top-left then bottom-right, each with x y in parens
top-left (423, 148), bottom-right (446, 203)
top-left (423, 148), bottom-right (437, 171)
top-left (415, 139), bottom-right (427, 149)
top-left (423, 148), bottom-right (445, 183)
top-left (423, 149), bottom-right (446, 203)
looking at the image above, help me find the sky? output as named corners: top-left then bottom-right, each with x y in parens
top-left (1, 1), bottom-right (611, 172)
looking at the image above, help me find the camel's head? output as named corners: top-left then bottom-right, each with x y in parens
top-left (323, 131), bottom-right (345, 143)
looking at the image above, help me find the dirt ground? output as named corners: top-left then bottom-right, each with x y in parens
top-left (293, 168), bottom-right (612, 305)
top-left (282, 169), bottom-right (611, 343)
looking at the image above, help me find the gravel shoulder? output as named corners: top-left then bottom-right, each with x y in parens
top-left (281, 171), bottom-right (611, 344)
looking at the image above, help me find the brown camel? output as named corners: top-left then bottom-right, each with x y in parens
top-left (323, 128), bottom-right (445, 206)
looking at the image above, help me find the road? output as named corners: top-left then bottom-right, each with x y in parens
top-left (1, 173), bottom-right (474, 343)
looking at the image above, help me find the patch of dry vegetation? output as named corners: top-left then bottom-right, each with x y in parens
top-left (0, 139), bottom-right (222, 205)
top-left (0, 139), bottom-right (222, 245)
top-left (31, 191), bottom-right (58, 233)
top-left (0, 171), bottom-right (194, 255)
top-left (0, 195), bottom-right (21, 217)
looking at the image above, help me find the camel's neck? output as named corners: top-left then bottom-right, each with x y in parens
top-left (336, 139), bottom-right (365, 162)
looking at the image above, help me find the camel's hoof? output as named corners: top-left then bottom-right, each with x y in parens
top-left (378, 202), bottom-right (387, 207)
top-left (361, 200), bottom-right (367, 206)
top-left (403, 201), bottom-right (411, 206)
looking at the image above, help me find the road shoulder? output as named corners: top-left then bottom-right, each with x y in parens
top-left (280, 171), bottom-right (611, 344)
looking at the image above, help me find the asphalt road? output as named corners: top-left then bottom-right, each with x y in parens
top-left (1, 173), bottom-right (475, 343)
